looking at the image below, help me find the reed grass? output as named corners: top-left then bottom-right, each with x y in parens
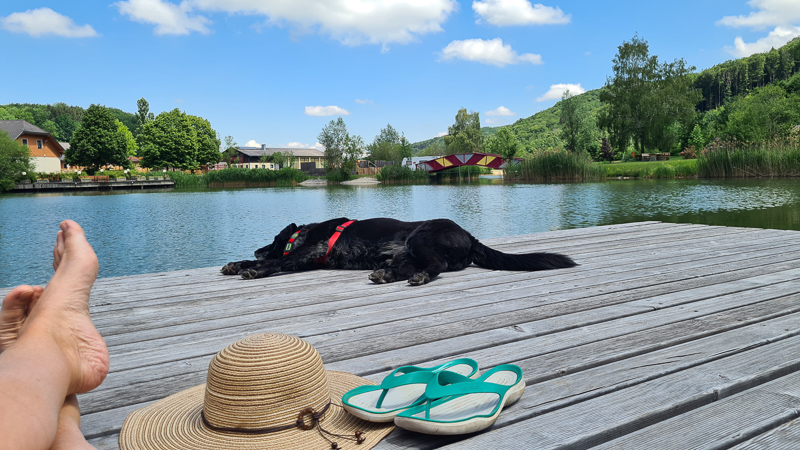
top-left (697, 138), bottom-right (800, 178)
top-left (206, 168), bottom-right (308, 187)
top-left (516, 149), bottom-right (605, 182)
top-left (376, 165), bottom-right (429, 183)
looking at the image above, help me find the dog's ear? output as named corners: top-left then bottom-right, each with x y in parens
top-left (255, 223), bottom-right (299, 259)
top-left (277, 223), bottom-right (298, 241)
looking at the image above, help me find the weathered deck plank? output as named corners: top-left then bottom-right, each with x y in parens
top-left (5, 222), bottom-right (797, 449)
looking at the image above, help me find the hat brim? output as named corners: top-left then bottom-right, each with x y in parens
top-left (119, 371), bottom-right (395, 450)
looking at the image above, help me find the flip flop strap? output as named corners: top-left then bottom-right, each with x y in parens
top-left (376, 371), bottom-right (435, 409)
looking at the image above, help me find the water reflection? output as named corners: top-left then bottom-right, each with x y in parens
top-left (1, 178), bottom-right (799, 287)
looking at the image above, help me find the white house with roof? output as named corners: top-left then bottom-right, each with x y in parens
top-left (233, 144), bottom-right (326, 171)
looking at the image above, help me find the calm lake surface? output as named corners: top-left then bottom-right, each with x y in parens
top-left (2, 178), bottom-right (800, 288)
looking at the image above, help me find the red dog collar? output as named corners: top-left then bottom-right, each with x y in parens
top-left (320, 220), bottom-right (355, 266)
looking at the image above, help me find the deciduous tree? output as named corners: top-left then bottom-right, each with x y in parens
top-left (139, 109), bottom-right (197, 170)
top-left (485, 127), bottom-right (520, 162)
top-left (188, 114), bottom-right (221, 168)
top-left (598, 34), bottom-right (699, 154)
top-left (66, 104), bottom-right (130, 173)
top-left (116, 120), bottom-right (138, 156)
top-left (444, 108), bottom-right (482, 154)
top-left (0, 130), bottom-right (32, 191)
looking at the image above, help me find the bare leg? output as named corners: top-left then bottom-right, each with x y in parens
top-left (0, 220), bottom-right (109, 449)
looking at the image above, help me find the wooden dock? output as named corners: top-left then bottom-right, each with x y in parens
top-left (6, 221), bottom-right (800, 449)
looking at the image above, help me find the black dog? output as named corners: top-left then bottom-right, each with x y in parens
top-left (221, 217), bottom-right (576, 285)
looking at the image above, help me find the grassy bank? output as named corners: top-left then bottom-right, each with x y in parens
top-left (603, 159), bottom-right (697, 178)
top-left (697, 141), bottom-right (800, 178)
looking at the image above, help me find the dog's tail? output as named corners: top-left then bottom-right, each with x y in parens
top-left (470, 239), bottom-right (577, 271)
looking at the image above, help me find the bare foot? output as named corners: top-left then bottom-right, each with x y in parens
top-left (19, 220), bottom-right (109, 394)
top-left (0, 285), bottom-right (43, 351)
top-left (1, 286), bottom-right (94, 449)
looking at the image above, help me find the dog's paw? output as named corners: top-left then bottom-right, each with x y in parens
top-left (368, 269), bottom-right (387, 284)
top-left (240, 269), bottom-right (259, 280)
top-left (220, 263), bottom-right (240, 275)
top-left (408, 272), bottom-right (430, 286)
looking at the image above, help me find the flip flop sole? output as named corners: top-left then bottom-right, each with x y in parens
top-left (393, 379), bottom-right (526, 435)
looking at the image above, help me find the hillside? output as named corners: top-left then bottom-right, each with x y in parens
top-left (0, 102), bottom-right (138, 143)
top-left (413, 37), bottom-right (800, 155)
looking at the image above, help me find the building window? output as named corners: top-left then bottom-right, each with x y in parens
top-left (22, 139), bottom-right (28, 146)
top-left (37, 140), bottom-right (43, 149)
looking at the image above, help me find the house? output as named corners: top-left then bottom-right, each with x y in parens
top-left (232, 144), bottom-right (326, 171)
top-left (0, 120), bottom-right (65, 173)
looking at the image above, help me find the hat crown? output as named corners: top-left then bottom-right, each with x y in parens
top-left (203, 333), bottom-right (331, 430)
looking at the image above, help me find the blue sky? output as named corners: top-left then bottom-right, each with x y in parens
top-left (2, 1), bottom-right (800, 149)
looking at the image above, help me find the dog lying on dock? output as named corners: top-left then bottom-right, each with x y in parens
top-left (221, 217), bottom-right (576, 285)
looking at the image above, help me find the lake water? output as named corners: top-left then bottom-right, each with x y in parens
top-left (2, 177), bottom-right (800, 288)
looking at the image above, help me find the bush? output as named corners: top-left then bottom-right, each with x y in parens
top-left (680, 145), bottom-right (698, 159)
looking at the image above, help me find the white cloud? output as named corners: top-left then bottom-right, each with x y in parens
top-left (244, 139), bottom-right (261, 147)
top-left (718, 0), bottom-right (800, 57)
top-left (473, 0), bottom-right (570, 26)
top-left (725, 26), bottom-right (800, 57)
top-left (536, 83), bottom-right (585, 102)
top-left (115, 0), bottom-right (211, 35)
top-left (436, 131), bottom-right (448, 137)
top-left (486, 106), bottom-right (516, 116)
top-left (183, 0), bottom-right (457, 47)
top-left (717, 0), bottom-right (800, 29)
top-left (304, 105), bottom-right (351, 116)
top-left (440, 38), bottom-right (542, 67)
top-left (1, 8), bottom-right (98, 38)
top-left (355, 98), bottom-right (373, 104)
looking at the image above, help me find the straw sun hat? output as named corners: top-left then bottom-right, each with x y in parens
top-left (119, 333), bottom-right (395, 449)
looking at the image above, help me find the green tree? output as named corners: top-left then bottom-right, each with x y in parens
top-left (138, 109), bottom-right (197, 170)
top-left (599, 34), bottom-right (699, 154)
top-left (485, 127), bottom-right (520, 162)
top-left (0, 130), bottom-right (33, 192)
top-left (444, 108), bottom-right (482, 154)
top-left (221, 136), bottom-right (238, 164)
top-left (187, 115), bottom-right (221, 169)
top-left (559, 90), bottom-right (594, 153)
top-left (116, 120), bottom-right (138, 157)
top-left (135, 98), bottom-right (154, 135)
top-left (688, 124), bottom-right (705, 150)
top-left (724, 84), bottom-right (800, 142)
top-left (319, 117), bottom-right (350, 176)
top-left (66, 104), bottom-right (131, 174)
top-left (367, 124), bottom-right (413, 164)
top-left (54, 115), bottom-right (79, 142)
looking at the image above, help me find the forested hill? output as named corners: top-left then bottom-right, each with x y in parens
top-left (0, 103), bottom-right (137, 143)
top-left (413, 37), bottom-right (800, 155)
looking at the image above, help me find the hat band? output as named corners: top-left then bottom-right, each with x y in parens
top-left (199, 402), bottom-right (366, 447)
top-left (200, 401), bottom-right (333, 435)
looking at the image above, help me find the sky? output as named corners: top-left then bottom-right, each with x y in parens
top-left (2, 1), bottom-right (800, 150)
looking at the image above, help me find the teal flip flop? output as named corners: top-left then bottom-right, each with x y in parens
top-left (341, 358), bottom-right (480, 422)
top-left (393, 364), bottom-right (525, 435)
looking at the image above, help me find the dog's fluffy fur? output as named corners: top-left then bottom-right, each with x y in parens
top-left (221, 217), bottom-right (576, 285)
